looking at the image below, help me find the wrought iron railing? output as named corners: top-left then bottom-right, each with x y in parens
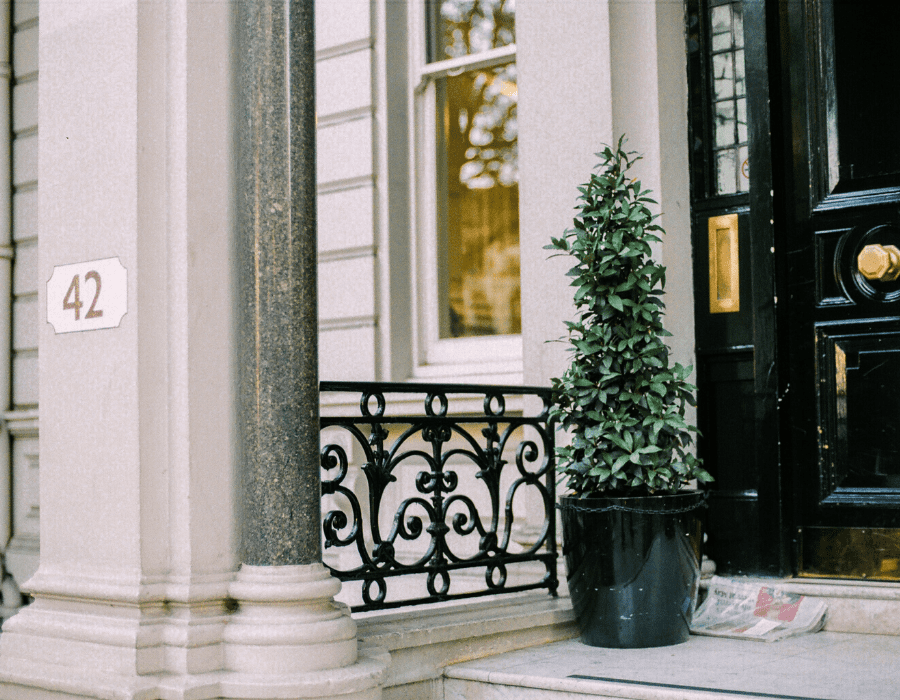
top-left (320, 381), bottom-right (558, 612)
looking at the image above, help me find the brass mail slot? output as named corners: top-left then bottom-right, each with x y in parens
top-left (708, 214), bottom-right (740, 314)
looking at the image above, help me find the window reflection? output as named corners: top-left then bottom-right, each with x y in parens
top-left (437, 63), bottom-right (520, 338)
top-left (429, 0), bottom-right (516, 62)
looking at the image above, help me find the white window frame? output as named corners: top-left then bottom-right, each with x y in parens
top-left (407, 2), bottom-right (523, 383)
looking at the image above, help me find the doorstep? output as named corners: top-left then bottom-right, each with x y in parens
top-left (443, 631), bottom-right (900, 700)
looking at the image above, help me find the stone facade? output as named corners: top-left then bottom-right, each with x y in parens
top-left (0, 1), bottom-right (894, 699)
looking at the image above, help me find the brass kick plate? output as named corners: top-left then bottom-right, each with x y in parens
top-left (708, 214), bottom-right (740, 314)
top-left (799, 526), bottom-right (900, 581)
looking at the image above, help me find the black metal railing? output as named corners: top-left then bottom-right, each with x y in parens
top-left (320, 381), bottom-right (558, 612)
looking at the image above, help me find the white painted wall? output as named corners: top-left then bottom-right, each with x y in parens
top-left (316, 0), bottom-right (380, 382)
top-left (3, 0), bottom-right (40, 617)
top-left (517, 0), bottom-right (615, 388)
top-left (0, 1), bottom-right (237, 689)
top-left (518, 0), bottom-right (696, 389)
top-left (610, 0), bottom-right (695, 372)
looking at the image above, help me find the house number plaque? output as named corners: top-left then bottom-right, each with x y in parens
top-left (47, 257), bottom-right (127, 334)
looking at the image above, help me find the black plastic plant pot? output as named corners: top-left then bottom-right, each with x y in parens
top-left (560, 491), bottom-right (705, 648)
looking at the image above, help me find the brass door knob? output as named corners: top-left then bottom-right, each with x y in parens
top-left (858, 244), bottom-right (900, 282)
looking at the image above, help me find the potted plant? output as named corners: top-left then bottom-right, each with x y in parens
top-left (547, 138), bottom-right (713, 648)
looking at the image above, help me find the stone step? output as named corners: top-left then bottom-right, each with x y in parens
top-left (443, 672), bottom-right (835, 700)
top-left (442, 633), bottom-right (900, 700)
top-left (357, 592), bottom-right (578, 699)
top-left (443, 672), bottom-right (843, 700)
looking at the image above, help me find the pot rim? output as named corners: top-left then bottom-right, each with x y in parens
top-left (558, 490), bottom-right (707, 511)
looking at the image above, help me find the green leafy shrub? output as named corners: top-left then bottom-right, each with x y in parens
top-left (546, 139), bottom-right (712, 497)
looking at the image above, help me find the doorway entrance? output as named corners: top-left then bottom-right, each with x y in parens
top-left (687, 0), bottom-right (900, 579)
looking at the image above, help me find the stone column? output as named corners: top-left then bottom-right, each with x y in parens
top-left (236, 0), bottom-right (320, 569)
top-left (224, 2), bottom-right (388, 696)
top-left (518, 1), bottom-right (614, 387)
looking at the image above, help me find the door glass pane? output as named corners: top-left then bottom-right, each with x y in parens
top-left (844, 347), bottom-right (900, 487)
top-left (713, 52), bottom-right (734, 100)
top-left (714, 100), bottom-right (736, 147)
top-left (736, 98), bottom-right (748, 142)
top-left (833, 2), bottom-right (900, 184)
top-left (436, 63), bottom-right (520, 338)
top-left (821, 330), bottom-right (900, 493)
top-left (428, 0), bottom-right (516, 63)
top-left (709, 0), bottom-right (748, 194)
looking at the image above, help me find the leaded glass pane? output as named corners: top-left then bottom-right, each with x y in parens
top-left (738, 144), bottom-right (750, 186)
top-left (717, 149), bottom-right (738, 195)
top-left (713, 52), bottom-right (735, 100)
top-left (711, 4), bottom-right (732, 50)
top-left (737, 98), bottom-right (748, 143)
top-left (709, 1), bottom-right (748, 194)
top-left (715, 101), bottom-right (736, 148)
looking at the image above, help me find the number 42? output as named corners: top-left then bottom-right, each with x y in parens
top-left (62, 271), bottom-right (103, 321)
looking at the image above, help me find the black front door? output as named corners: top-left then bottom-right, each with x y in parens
top-left (688, 0), bottom-right (900, 579)
top-left (782, 0), bottom-right (900, 578)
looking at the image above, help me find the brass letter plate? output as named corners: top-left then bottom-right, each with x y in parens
top-left (708, 214), bottom-right (739, 314)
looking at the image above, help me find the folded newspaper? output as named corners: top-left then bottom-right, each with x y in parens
top-left (690, 576), bottom-right (827, 642)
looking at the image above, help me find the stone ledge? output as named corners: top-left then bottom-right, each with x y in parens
top-left (355, 593), bottom-right (577, 690)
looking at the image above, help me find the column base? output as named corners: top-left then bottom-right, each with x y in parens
top-left (219, 644), bottom-right (389, 700)
top-left (222, 563), bottom-right (389, 698)
top-left (0, 564), bottom-right (389, 700)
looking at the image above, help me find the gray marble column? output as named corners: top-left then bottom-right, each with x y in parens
top-left (235, 0), bottom-right (320, 566)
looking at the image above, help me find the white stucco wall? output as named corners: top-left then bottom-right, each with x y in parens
top-left (31, 0), bottom-right (235, 602)
top-left (3, 0), bottom-right (40, 607)
top-left (316, 0), bottom-right (381, 381)
top-left (518, 0), bottom-right (696, 389)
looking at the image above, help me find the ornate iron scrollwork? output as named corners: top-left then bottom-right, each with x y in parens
top-left (320, 381), bottom-right (558, 612)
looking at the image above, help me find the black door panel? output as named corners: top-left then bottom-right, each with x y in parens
top-left (784, 0), bottom-right (900, 537)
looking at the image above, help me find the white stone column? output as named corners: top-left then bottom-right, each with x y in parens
top-left (0, 1), bottom-right (387, 698)
top-left (0, 0), bottom-right (235, 695)
top-left (517, 2), bottom-right (615, 551)
top-left (0, 0), bottom-right (233, 694)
